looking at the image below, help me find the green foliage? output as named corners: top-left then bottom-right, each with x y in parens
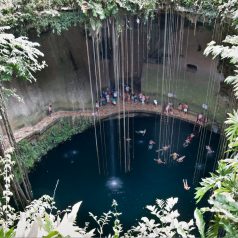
top-left (225, 110), bottom-right (238, 150)
top-left (195, 8), bottom-right (238, 233)
top-left (0, 227), bottom-right (15, 238)
top-left (0, 26), bottom-right (46, 101)
top-left (14, 116), bottom-right (93, 173)
top-left (2, 0), bottom-right (229, 36)
top-left (0, 0), bottom-right (159, 35)
top-left (195, 157), bottom-right (238, 237)
top-left (0, 0), bottom-right (237, 36)
top-left (194, 208), bottom-right (205, 238)
top-left (0, 26), bottom-right (46, 82)
top-left (127, 197), bottom-right (195, 237)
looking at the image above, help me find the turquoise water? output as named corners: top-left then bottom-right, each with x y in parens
top-left (29, 114), bottom-right (219, 233)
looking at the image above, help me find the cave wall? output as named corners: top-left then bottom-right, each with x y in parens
top-left (7, 27), bottom-right (93, 128)
top-left (6, 22), bottom-right (144, 129)
top-left (5, 16), bottom-right (224, 129)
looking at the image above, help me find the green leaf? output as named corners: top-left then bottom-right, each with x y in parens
top-left (43, 230), bottom-right (61, 238)
top-left (194, 208), bottom-right (205, 238)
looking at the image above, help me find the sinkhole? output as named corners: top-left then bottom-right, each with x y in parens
top-left (29, 114), bottom-right (220, 231)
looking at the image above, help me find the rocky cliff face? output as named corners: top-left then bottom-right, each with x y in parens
top-left (6, 16), bottom-right (224, 129)
top-left (6, 22), bottom-right (144, 129)
top-left (7, 27), bottom-right (92, 128)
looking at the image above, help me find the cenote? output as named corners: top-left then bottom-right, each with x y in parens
top-left (29, 114), bottom-right (220, 232)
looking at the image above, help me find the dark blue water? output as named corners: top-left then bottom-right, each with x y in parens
top-left (29, 114), bottom-right (219, 232)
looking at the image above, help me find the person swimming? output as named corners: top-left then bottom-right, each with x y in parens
top-left (206, 145), bottom-right (214, 154)
top-left (149, 140), bottom-right (156, 144)
top-left (183, 179), bottom-right (190, 190)
top-left (170, 152), bottom-right (179, 160)
top-left (135, 129), bottom-right (146, 136)
top-left (148, 140), bottom-right (156, 150)
top-left (154, 158), bottom-right (166, 164)
top-left (183, 133), bottom-right (195, 147)
top-left (177, 155), bottom-right (186, 163)
top-left (156, 144), bottom-right (171, 153)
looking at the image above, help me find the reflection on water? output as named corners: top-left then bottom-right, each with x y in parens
top-left (106, 177), bottom-right (123, 191)
top-left (194, 163), bottom-right (205, 170)
top-left (64, 150), bottom-right (79, 158)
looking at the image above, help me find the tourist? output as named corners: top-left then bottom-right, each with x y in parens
top-left (141, 94), bottom-right (145, 104)
top-left (183, 103), bottom-right (188, 114)
top-left (170, 152), bottom-right (179, 160)
top-left (148, 140), bottom-right (156, 150)
top-left (133, 94), bottom-right (138, 103)
top-left (145, 95), bottom-right (150, 104)
top-left (183, 133), bottom-right (195, 147)
top-left (156, 144), bottom-right (171, 153)
top-left (113, 90), bottom-right (118, 102)
top-left (196, 113), bottom-right (204, 125)
top-left (183, 139), bottom-right (190, 148)
top-left (178, 103), bottom-right (183, 112)
top-left (153, 99), bottom-right (158, 107)
top-left (177, 155), bottom-right (186, 163)
top-left (100, 96), bottom-right (106, 106)
top-left (138, 92), bottom-right (143, 102)
top-left (95, 101), bottom-right (99, 112)
top-left (149, 140), bottom-right (156, 144)
top-left (131, 93), bottom-right (135, 103)
top-left (165, 103), bottom-right (173, 115)
top-left (183, 179), bottom-right (190, 190)
top-left (125, 84), bottom-right (130, 93)
top-left (48, 104), bottom-right (52, 117)
top-left (112, 98), bottom-right (117, 105)
top-left (106, 93), bottom-right (110, 103)
top-left (135, 129), bottom-right (146, 136)
top-left (178, 103), bottom-right (188, 114)
top-left (154, 158), bottom-right (165, 164)
top-left (206, 145), bottom-right (214, 154)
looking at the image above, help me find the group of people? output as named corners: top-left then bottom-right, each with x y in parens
top-left (164, 102), bottom-right (189, 115)
top-left (140, 125), bottom-right (215, 191)
top-left (153, 143), bottom-right (189, 189)
top-left (96, 85), bottom-right (151, 110)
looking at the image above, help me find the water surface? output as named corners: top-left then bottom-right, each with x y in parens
top-left (30, 114), bottom-right (219, 232)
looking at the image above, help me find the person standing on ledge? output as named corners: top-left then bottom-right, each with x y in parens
top-left (95, 101), bottom-right (100, 112)
top-left (48, 104), bottom-right (52, 117)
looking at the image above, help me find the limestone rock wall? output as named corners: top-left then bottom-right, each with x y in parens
top-left (7, 27), bottom-right (93, 128)
top-left (5, 16), bottom-right (224, 129)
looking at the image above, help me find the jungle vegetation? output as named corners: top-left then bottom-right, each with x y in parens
top-left (0, 0), bottom-right (238, 237)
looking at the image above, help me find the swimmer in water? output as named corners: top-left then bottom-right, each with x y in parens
top-left (156, 144), bottom-right (171, 153)
top-left (183, 133), bottom-right (195, 147)
top-left (170, 152), bottom-right (179, 160)
top-left (154, 158), bottom-right (166, 164)
top-left (206, 145), bottom-right (214, 154)
top-left (177, 155), bottom-right (186, 163)
top-left (183, 179), bottom-right (190, 190)
top-left (148, 140), bottom-right (156, 150)
top-left (149, 140), bottom-right (156, 144)
top-left (135, 129), bottom-right (146, 136)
